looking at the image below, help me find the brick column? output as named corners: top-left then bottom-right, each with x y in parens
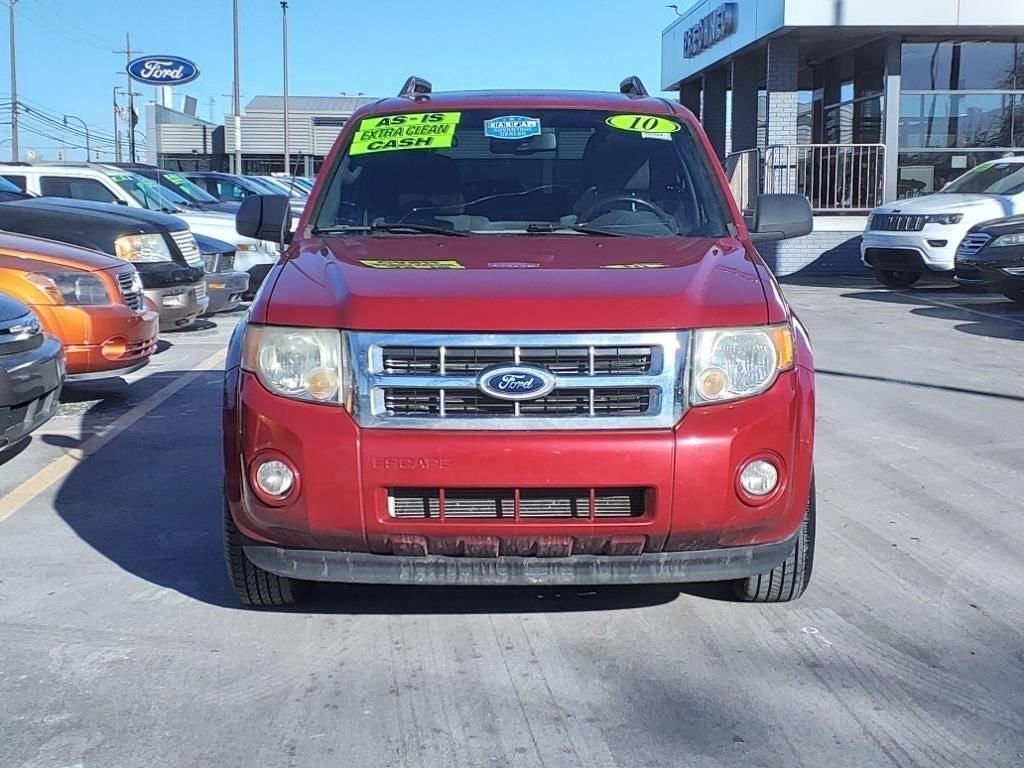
top-left (730, 53), bottom-right (761, 152)
top-left (702, 66), bottom-right (728, 160)
top-left (765, 36), bottom-right (800, 193)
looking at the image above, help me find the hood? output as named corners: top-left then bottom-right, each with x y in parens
top-left (11, 197), bottom-right (186, 230)
top-left (973, 213), bottom-right (1024, 236)
top-left (261, 235), bottom-right (771, 332)
top-left (875, 193), bottom-right (1020, 218)
top-left (174, 209), bottom-right (258, 246)
top-left (194, 233), bottom-right (236, 254)
top-left (0, 291), bottom-right (31, 323)
top-left (0, 231), bottom-right (124, 272)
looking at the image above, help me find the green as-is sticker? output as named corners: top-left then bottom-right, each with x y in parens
top-left (606, 114), bottom-right (681, 134)
top-left (350, 112), bottom-right (462, 156)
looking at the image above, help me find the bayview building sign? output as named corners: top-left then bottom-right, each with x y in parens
top-left (683, 3), bottom-right (737, 58)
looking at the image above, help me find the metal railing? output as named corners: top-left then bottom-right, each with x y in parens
top-left (726, 143), bottom-right (886, 214)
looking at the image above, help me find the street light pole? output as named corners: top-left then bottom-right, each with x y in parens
top-left (281, 1), bottom-right (290, 176)
top-left (8, 0), bottom-right (19, 162)
top-left (63, 115), bottom-right (91, 161)
top-left (232, 0), bottom-right (242, 174)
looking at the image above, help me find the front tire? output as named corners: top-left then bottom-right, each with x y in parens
top-left (1001, 289), bottom-right (1024, 305)
top-left (732, 477), bottom-right (816, 603)
top-left (223, 497), bottom-right (312, 607)
top-left (873, 268), bottom-right (921, 289)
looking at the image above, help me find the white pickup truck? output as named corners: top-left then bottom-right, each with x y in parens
top-left (862, 158), bottom-right (1024, 288)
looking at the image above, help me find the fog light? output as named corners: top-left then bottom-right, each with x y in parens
top-left (927, 240), bottom-right (948, 248)
top-left (101, 337), bottom-right (128, 360)
top-left (739, 460), bottom-right (779, 497)
top-left (255, 460), bottom-right (294, 497)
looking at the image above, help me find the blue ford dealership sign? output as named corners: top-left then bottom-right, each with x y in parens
top-left (126, 55), bottom-right (200, 86)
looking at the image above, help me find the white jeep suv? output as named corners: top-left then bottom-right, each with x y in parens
top-left (862, 158), bottom-right (1024, 288)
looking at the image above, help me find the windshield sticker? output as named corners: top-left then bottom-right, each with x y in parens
top-left (484, 115), bottom-right (542, 140)
top-left (360, 259), bottom-right (465, 270)
top-left (165, 173), bottom-right (187, 184)
top-left (350, 112), bottom-right (462, 156)
top-left (606, 115), bottom-right (681, 135)
top-left (642, 132), bottom-right (672, 141)
top-left (108, 173), bottom-right (131, 182)
top-left (602, 262), bottom-right (667, 269)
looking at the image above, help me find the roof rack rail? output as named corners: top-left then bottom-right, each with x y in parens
top-left (619, 76), bottom-right (649, 98)
top-left (399, 76), bottom-right (433, 99)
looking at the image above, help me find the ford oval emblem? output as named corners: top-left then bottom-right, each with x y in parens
top-left (477, 365), bottom-right (556, 401)
top-left (127, 55), bottom-right (200, 86)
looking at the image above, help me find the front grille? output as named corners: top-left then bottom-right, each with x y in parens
top-left (381, 346), bottom-right (654, 375)
top-left (356, 331), bottom-right (685, 430)
top-left (957, 233), bottom-right (992, 259)
top-left (116, 270), bottom-right (144, 311)
top-left (384, 388), bottom-right (653, 417)
top-left (194, 281), bottom-right (208, 301)
top-left (389, 487), bottom-right (647, 520)
top-left (871, 214), bottom-right (927, 232)
top-left (170, 230), bottom-right (204, 269)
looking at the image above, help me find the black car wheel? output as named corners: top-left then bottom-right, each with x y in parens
top-left (873, 268), bottom-right (922, 289)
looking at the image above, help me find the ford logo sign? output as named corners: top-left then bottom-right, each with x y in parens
top-left (477, 365), bottom-right (556, 401)
top-left (127, 55), bottom-right (200, 86)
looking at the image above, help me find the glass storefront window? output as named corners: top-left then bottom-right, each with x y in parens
top-left (897, 151), bottom-right (1020, 197)
top-left (899, 93), bottom-right (1017, 149)
top-left (902, 42), bottom-right (1018, 90)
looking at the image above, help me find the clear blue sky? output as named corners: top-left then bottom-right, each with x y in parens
top-left (0, 0), bottom-right (681, 161)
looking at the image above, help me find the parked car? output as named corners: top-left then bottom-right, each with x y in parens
top-left (184, 172), bottom-right (305, 219)
top-left (954, 214), bottom-right (1024, 304)
top-left (0, 164), bottom-right (280, 293)
top-left (0, 197), bottom-right (207, 331)
top-left (114, 164), bottom-right (241, 214)
top-left (195, 234), bottom-right (250, 313)
top-left (0, 291), bottom-right (63, 450)
top-left (256, 175), bottom-right (309, 203)
top-left (862, 157), bottom-right (1024, 288)
top-left (222, 77), bottom-right (816, 607)
top-left (0, 232), bottom-right (158, 379)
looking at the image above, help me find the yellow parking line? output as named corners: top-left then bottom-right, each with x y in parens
top-left (0, 348), bottom-right (227, 525)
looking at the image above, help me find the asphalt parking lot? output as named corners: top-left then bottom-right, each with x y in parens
top-left (1, 279), bottom-right (1022, 768)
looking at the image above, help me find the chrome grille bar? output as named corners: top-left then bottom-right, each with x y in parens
top-left (351, 331), bottom-right (687, 430)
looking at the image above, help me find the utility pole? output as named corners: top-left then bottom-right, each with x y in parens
top-left (8, 0), bottom-right (19, 162)
top-left (63, 115), bottom-right (90, 161)
top-left (281, 1), bottom-right (290, 176)
top-left (113, 88), bottom-right (121, 162)
top-left (232, 0), bottom-right (242, 174)
top-left (114, 33), bottom-right (140, 162)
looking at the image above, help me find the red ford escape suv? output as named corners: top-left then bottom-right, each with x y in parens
top-left (224, 77), bottom-right (815, 607)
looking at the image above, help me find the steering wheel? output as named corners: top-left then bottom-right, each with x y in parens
top-left (577, 194), bottom-right (675, 228)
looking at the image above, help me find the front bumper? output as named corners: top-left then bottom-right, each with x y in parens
top-left (204, 271), bottom-right (250, 315)
top-left (225, 363), bottom-right (816, 583)
top-left (245, 533), bottom-right (798, 585)
top-left (0, 335), bottom-right (64, 448)
top-left (145, 283), bottom-right (209, 331)
top-left (954, 257), bottom-right (1024, 294)
top-left (861, 228), bottom-right (967, 272)
top-left (31, 303), bottom-right (159, 379)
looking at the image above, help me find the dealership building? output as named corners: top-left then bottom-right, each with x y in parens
top-left (663, 0), bottom-right (1024, 274)
top-left (145, 94), bottom-right (376, 175)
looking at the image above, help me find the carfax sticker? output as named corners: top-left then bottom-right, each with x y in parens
top-left (360, 259), bottom-right (465, 269)
top-left (606, 114), bottom-right (681, 135)
top-left (350, 112), bottom-right (462, 156)
top-left (484, 115), bottom-right (542, 140)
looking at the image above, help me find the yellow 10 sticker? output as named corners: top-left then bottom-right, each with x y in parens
top-left (606, 114), bottom-right (681, 134)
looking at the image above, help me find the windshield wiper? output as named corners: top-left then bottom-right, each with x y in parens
top-left (524, 223), bottom-right (630, 237)
top-left (313, 223), bottom-right (468, 237)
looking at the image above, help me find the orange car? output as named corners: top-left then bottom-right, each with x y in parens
top-left (0, 232), bottom-right (159, 380)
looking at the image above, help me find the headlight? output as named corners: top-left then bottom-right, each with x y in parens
top-left (115, 233), bottom-right (173, 263)
top-left (242, 324), bottom-right (350, 407)
top-left (991, 232), bottom-right (1024, 248)
top-left (925, 214), bottom-right (963, 225)
top-left (24, 272), bottom-right (111, 306)
top-left (690, 324), bottom-right (794, 405)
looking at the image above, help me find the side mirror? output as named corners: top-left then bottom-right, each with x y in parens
top-left (236, 194), bottom-right (293, 244)
top-left (749, 194), bottom-right (813, 243)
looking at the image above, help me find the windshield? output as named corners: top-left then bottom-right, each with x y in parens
top-left (941, 161), bottom-right (1024, 195)
top-left (245, 176), bottom-right (288, 195)
top-left (313, 108), bottom-right (731, 237)
top-left (0, 176), bottom-right (22, 194)
top-left (157, 172), bottom-right (220, 204)
top-left (109, 171), bottom-right (191, 212)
